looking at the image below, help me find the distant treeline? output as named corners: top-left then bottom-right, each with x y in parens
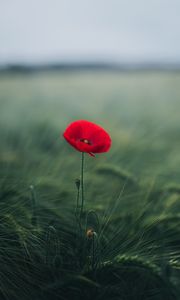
top-left (0, 62), bottom-right (180, 73)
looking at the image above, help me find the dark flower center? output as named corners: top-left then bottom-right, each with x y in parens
top-left (80, 138), bottom-right (92, 145)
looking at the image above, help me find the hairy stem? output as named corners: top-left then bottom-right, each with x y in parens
top-left (80, 152), bottom-right (85, 217)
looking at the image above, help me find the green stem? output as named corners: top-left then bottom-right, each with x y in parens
top-left (80, 152), bottom-right (85, 217)
top-left (30, 185), bottom-right (37, 226)
top-left (92, 233), bottom-right (95, 269)
top-left (76, 188), bottom-right (80, 213)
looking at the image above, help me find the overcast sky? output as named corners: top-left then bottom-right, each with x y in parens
top-left (0, 0), bottom-right (180, 64)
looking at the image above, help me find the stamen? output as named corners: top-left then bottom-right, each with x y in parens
top-left (83, 139), bottom-right (89, 144)
top-left (80, 138), bottom-right (91, 145)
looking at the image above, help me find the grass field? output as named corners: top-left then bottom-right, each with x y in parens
top-left (0, 70), bottom-right (180, 299)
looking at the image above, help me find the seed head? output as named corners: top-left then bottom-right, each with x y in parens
top-left (86, 228), bottom-right (95, 238)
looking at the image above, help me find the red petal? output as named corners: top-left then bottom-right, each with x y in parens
top-left (63, 120), bottom-right (111, 155)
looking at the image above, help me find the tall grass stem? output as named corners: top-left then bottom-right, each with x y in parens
top-left (30, 185), bottom-right (37, 226)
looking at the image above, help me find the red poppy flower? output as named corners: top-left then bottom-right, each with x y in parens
top-left (63, 120), bottom-right (111, 157)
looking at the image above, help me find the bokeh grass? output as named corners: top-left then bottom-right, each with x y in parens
top-left (0, 70), bottom-right (180, 299)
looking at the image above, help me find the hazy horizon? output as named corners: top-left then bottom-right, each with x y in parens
top-left (1, 0), bottom-right (180, 65)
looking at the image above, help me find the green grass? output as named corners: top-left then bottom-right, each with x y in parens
top-left (0, 70), bottom-right (180, 299)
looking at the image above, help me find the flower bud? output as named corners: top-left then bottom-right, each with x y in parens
top-left (75, 178), bottom-right (80, 190)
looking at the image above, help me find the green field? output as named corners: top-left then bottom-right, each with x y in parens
top-left (0, 71), bottom-right (180, 299)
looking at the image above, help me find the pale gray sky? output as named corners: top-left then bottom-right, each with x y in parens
top-left (0, 0), bottom-right (180, 64)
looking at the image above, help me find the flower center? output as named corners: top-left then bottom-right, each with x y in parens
top-left (80, 138), bottom-right (91, 145)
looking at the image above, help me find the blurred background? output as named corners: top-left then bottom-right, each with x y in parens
top-left (1, 0), bottom-right (180, 65)
top-left (0, 0), bottom-right (180, 192)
